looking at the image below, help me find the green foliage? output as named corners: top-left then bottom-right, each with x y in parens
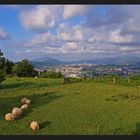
top-left (39, 70), bottom-right (63, 78)
top-left (4, 59), bottom-right (15, 76)
top-left (0, 69), bottom-right (5, 85)
top-left (0, 49), bottom-right (6, 85)
top-left (12, 59), bottom-right (38, 77)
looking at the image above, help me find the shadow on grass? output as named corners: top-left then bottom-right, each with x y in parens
top-left (0, 92), bottom-right (62, 121)
top-left (105, 93), bottom-right (140, 102)
top-left (133, 122), bottom-right (140, 135)
top-left (0, 81), bottom-right (61, 90)
top-left (0, 82), bottom-right (33, 90)
top-left (40, 120), bottom-right (52, 129)
top-left (62, 77), bottom-right (82, 85)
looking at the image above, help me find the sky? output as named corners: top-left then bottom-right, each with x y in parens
top-left (0, 5), bottom-right (140, 62)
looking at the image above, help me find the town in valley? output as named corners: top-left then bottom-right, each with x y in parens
top-left (35, 62), bottom-right (140, 78)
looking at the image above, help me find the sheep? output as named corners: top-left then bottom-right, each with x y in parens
top-left (12, 107), bottom-right (23, 118)
top-left (30, 121), bottom-right (40, 132)
top-left (21, 97), bottom-right (28, 104)
top-left (25, 99), bottom-right (31, 105)
top-left (21, 104), bottom-right (28, 111)
top-left (5, 113), bottom-right (15, 121)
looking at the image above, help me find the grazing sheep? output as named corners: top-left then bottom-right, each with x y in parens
top-left (21, 104), bottom-right (28, 111)
top-left (25, 99), bottom-right (31, 105)
top-left (21, 97), bottom-right (28, 104)
top-left (30, 121), bottom-right (40, 132)
top-left (12, 107), bottom-right (23, 118)
top-left (5, 113), bottom-right (15, 121)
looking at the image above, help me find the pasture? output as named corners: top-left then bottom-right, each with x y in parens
top-left (0, 77), bottom-right (140, 135)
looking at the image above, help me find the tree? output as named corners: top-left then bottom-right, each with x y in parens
top-left (12, 59), bottom-right (38, 77)
top-left (0, 49), bottom-right (6, 85)
top-left (4, 59), bottom-right (15, 76)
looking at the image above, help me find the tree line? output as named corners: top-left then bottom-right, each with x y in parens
top-left (0, 49), bottom-right (63, 85)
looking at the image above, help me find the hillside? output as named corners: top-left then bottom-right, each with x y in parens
top-left (29, 56), bottom-right (140, 72)
top-left (0, 78), bottom-right (140, 135)
top-left (29, 57), bottom-right (64, 68)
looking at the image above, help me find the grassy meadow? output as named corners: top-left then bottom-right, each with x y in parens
top-left (1, 77), bottom-right (140, 135)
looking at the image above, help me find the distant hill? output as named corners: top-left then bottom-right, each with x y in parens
top-left (29, 56), bottom-right (140, 68)
top-left (125, 61), bottom-right (140, 70)
top-left (68, 57), bottom-right (140, 65)
top-left (29, 57), bottom-right (65, 68)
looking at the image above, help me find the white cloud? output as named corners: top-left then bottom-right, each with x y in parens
top-left (120, 46), bottom-right (137, 52)
top-left (20, 5), bottom-right (62, 32)
top-left (63, 5), bottom-right (89, 20)
top-left (0, 27), bottom-right (9, 40)
top-left (4, 5), bottom-right (140, 61)
top-left (31, 32), bottom-right (57, 45)
top-left (57, 23), bottom-right (84, 41)
top-left (62, 42), bottom-right (80, 50)
top-left (109, 29), bottom-right (134, 43)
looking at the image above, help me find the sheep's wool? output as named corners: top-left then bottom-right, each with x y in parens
top-left (30, 121), bottom-right (40, 131)
top-left (12, 107), bottom-right (23, 118)
top-left (21, 104), bottom-right (28, 111)
top-left (21, 98), bottom-right (28, 103)
top-left (25, 99), bottom-right (31, 105)
top-left (5, 113), bottom-right (15, 121)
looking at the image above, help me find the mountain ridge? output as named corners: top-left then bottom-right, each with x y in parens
top-left (29, 56), bottom-right (140, 68)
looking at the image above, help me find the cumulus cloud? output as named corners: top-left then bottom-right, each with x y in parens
top-left (0, 27), bottom-right (9, 40)
top-left (59, 42), bottom-right (83, 54)
top-left (63, 5), bottom-right (90, 20)
top-left (3, 5), bottom-right (140, 61)
top-left (109, 29), bottom-right (134, 43)
top-left (63, 42), bottom-right (80, 50)
top-left (31, 32), bottom-right (57, 45)
top-left (20, 5), bottom-right (63, 32)
top-left (57, 23), bottom-right (84, 42)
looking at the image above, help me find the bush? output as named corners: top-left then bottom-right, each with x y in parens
top-left (39, 71), bottom-right (63, 78)
top-left (4, 59), bottom-right (15, 76)
top-left (0, 70), bottom-right (5, 85)
top-left (0, 49), bottom-right (6, 85)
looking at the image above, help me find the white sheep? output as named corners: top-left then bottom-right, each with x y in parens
top-left (21, 97), bottom-right (28, 104)
top-left (12, 107), bottom-right (23, 118)
top-left (21, 104), bottom-right (28, 111)
top-left (5, 113), bottom-right (15, 121)
top-left (25, 99), bottom-right (31, 105)
top-left (30, 121), bottom-right (40, 132)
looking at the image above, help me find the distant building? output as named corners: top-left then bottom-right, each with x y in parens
top-left (63, 71), bottom-right (79, 78)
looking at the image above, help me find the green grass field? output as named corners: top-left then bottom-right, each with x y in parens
top-left (1, 77), bottom-right (140, 135)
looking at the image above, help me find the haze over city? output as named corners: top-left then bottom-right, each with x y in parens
top-left (0, 5), bottom-right (140, 62)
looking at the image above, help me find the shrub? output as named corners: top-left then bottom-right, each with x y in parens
top-left (0, 49), bottom-right (6, 86)
top-left (39, 71), bottom-right (63, 78)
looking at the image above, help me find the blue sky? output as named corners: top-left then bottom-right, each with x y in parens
top-left (0, 7), bottom-right (33, 40)
top-left (0, 5), bottom-right (140, 62)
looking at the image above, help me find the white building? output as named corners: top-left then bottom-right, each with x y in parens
top-left (63, 72), bottom-right (78, 78)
